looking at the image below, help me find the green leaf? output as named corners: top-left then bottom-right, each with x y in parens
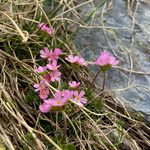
top-left (67, 144), bottom-right (76, 150)
top-left (0, 143), bottom-right (6, 150)
top-left (61, 144), bottom-right (76, 150)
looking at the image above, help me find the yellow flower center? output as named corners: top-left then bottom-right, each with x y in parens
top-left (40, 85), bottom-right (43, 89)
top-left (76, 97), bottom-right (80, 101)
top-left (42, 91), bottom-right (46, 96)
top-left (56, 101), bottom-right (61, 105)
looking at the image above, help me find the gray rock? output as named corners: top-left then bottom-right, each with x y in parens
top-left (74, 0), bottom-right (150, 122)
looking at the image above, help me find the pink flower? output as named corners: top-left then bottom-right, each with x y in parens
top-left (65, 55), bottom-right (78, 63)
top-left (39, 89), bottom-right (49, 100)
top-left (39, 100), bottom-right (53, 113)
top-left (77, 57), bottom-right (88, 66)
top-left (50, 92), bottom-right (67, 107)
top-left (47, 60), bottom-right (60, 71)
top-left (95, 51), bottom-right (119, 67)
top-left (43, 74), bottom-right (51, 83)
top-left (39, 23), bottom-right (45, 28)
top-left (33, 80), bottom-right (45, 92)
top-left (68, 81), bottom-right (80, 88)
top-left (50, 90), bottom-right (72, 107)
top-left (45, 27), bottom-right (54, 35)
top-left (34, 66), bottom-right (47, 73)
top-left (50, 70), bottom-right (61, 82)
top-left (53, 48), bottom-right (62, 58)
top-left (72, 90), bottom-right (87, 106)
top-left (48, 48), bottom-right (62, 62)
top-left (39, 90), bottom-right (73, 113)
top-left (38, 23), bottom-right (47, 31)
top-left (40, 47), bottom-right (51, 59)
top-left (38, 23), bottom-right (54, 35)
top-left (65, 55), bottom-right (87, 66)
top-left (40, 47), bottom-right (62, 61)
top-left (62, 90), bottom-right (73, 100)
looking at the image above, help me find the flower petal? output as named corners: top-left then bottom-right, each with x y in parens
top-left (80, 98), bottom-right (87, 104)
top-left (39, 103), bottom-right (51, 113)
top-left (79, 90), bottom-right (85, 97)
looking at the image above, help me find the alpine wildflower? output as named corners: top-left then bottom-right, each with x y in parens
top-left (65, 55), bottom-right (87, 66)
top-left (34, 66), bottom-right (47, 73)
top-left (33, 80), bottom-right (46, 92)
top-left (38, 22), bottom-right (54, 35)
top-left (39, 89), bottom-right (49, 100)
top-left (50, 70), bottom-right (61, 82)
top-left (39, 100), bottom-right (53, 113)
top-left (68, 81), bottom-right (80, 88)
top-left (72, 90), bottom-right (87, 106)
top-left (48, 48), bottom-right (62, 62)
top-left (40, 47), bottom-right (51, 59)
top-left (95, 50), bottom-right (119, 70)
top-left (47, 60), bottom-right (60, 71)
top-left (43, 74), bottom-right (51, 83)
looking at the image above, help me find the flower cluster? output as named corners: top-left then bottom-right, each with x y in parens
top-left (34, 47), bottom-right (88, 113)
top-left (34, 22), bottom-right (119, 113)
top-left (34, 47), bottom-right (62, 101)
top-left (34, 72), bottom-right (87, 113)
top-left (34, 24), bottom-right (88, 113)
top-left (39, 89), bottom-right (87, 113)
top-left (95, 50), bottom-right (119, 71)
top-left (65, 55), bottom-right (87, 66)
top-left (38, 23), bottom-right (54, 35)
top-left (68, 81), bottom-right (80, 88)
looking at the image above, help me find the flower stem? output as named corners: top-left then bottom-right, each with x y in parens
top-left (62, 111), bottom-right (67, 141)
top-left (91, 68), bottom-right (101, 86)
top-left (102, 71), bottom-right (106, 91)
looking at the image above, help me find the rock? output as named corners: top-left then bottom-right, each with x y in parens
top-left (73, 0), bottom-right (150, 122)
top-left (100, 129), bottom-right (141, 150)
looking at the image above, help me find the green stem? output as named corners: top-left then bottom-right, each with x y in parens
top-left (62, 111), bottom-right (67, 141)
top-left (102, 71), bottom-right (106, 91)
top-left (92, 68), bottom-right (101, 86)
top-left (56, 112), bottom-right (58, 133)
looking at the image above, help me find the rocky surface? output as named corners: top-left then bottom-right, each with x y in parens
top-left (74, 0), bottom-right (150, 122)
